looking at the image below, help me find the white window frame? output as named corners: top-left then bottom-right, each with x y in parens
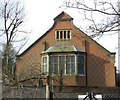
top-left (42, 55), bottom-right (48, 74)
top-left (49, 54), bottom-right (77, 75)
top-left (65, 54), bottom-right (76, 75)
top-left (55, 30), bottom-right (71, 40)
top-left (42, 53), bottom-right (85, 76)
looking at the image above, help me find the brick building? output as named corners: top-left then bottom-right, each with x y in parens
top-left (16, 11), bottom-right (116, 88)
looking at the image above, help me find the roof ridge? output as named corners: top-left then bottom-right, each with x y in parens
top-left (54, 11), bottom-right (73, 22)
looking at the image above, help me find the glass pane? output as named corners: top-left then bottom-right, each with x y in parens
top-left (43, 57), bottom-right (47, 63)
top-left (80, 56), bottom-right (84, 64)
top-left (77, 63), bottom-right (80, 74)
top-left (50, 56), bottom-right (54, 73)
top-left (77, 56), bottom-right (81, 63)
top-left (50, 56), bottom-right (58, 74)
top-left (67, 30), bottom-right (70, 39)
top-left (42, 57), bottom-right (47, 73)
top-left (66, 64), bottom-right (70, 74)
top-left (54, 56), bottom-right (58, 62)
top-left (43, 65), bottom-right (45, 72)
top-left (66, 56), bottom-right (70, 62)
top-left (50, 64), bottom-right (53, 73)
top-left (64, 31), bottom-right (66, 39)
top-left (77, 56), bottom-right (85, 74)
top-left (56, 31), bottom-right (59, 39)
top-left (50, 56), bottom-right (53, 63)
top-left (71, 56), bottom-right (75, 62)
top-left (71, 64), bottom-right (75, 73)
top-left (54, 64), bottom-right (58, 73)
top-left (78, 64), bottom-right (84, 74)
top-left (59, 56), bottom-right (65, 73)
top-left (66, 55), bottom-right (75, 74)
top-left (60, 56), bottom-right (65, 63)
top-left (60, 31), bottom-right (63, 39)
top-left (44, 65), bottom-right (47, 73)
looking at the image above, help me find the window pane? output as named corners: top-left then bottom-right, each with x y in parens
top-left (67, 31), bottom-right (70, 39)
top-left (66, 55), bottom-right (75, 74)
top-left (50, 64), bottom-right (53, 73)
top-left (59, 56), bottom-right (65, 62)
top-left (71, 56), bottom-right (75, 62)
top-left (60, 31), bottom-right (63, 39)
top-left (66, 56), bottom-right (70, 62)
top-left (64, 31), bottom-right (66, 39)
top-left (56, 31), bottom-right (59, 39)
top-left (71, 56), bottom-right (75, 74)
top-left (71, 63), bottom-right (75, 73)
top-left (49, 56), bottom-right (58, 74)
top-left (78, 63), bottom-right (84, 74)
top-left (49, 55), bottom-right (76, 74)
top-left (43, 57), bottom-right (47, 73)
top-left (59, 56), bottom-right (65, 73)
top-left (54, 64), bottom-right (58, 73)
top-left (43, 57), bottom-right (47, 63)
top-left (44, 65), bottom-right (47, 73)
top-left (50, 56), bottom-right (54, 73)
top-left (66, 63), bottom-right (70, 74)
top-left (50, 56), bottom-right (53, 62)
top-left (78, 56), bottom-right (85, 75)
top-left (54, 56), bottom-right (58, 62)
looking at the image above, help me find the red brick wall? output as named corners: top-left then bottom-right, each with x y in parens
top-left (16, 16), bottom-right (115, 87)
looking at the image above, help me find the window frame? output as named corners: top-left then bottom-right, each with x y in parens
top-left (42, 56), bottom-right (48, 74)
top-left (66, 55), bottom-right (76, 75)
top-left (55, 30), bottom-right (71, 41)
top-left (77, 54), bottom-right (86, 76)
top-left (42, 53), bottom-right (86, 76)
top-left (49, 54), bottom-right (76, 75)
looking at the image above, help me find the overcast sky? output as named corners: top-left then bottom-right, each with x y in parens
top-left (22, 0), bottom-right (118, 67)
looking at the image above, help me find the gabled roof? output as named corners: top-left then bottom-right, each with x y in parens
top-left (17, 11), bottom-right (74, 57)
top-left (54, 11), bottom-right (73, 22)
top-left (17, 24), bottom-right (55, 57)
top-left (42, 45), bottom-right (85, 53)
top-left (17, 11), bottom-right (114, 57)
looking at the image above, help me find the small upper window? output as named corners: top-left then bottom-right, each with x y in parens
top-left (55, 30), bottom-right (71, 40)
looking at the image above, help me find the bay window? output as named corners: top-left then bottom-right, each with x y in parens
top-left (42, 54), bottom-right (85, 75)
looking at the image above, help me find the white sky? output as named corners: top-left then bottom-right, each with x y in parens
top-left (22, 0), bottom-right (118, 67)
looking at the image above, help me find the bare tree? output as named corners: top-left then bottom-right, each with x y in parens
top-left (2, 43), bottom-right (17, 85)
top-left (0, 0), bottom-right (29, 85)
top-left (62, 0), bottom-right (120, 38)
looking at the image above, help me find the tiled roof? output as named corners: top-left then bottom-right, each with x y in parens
top-left (54, 11), bottom-right (73, 22)
top-left (42, 45), bottom-right (85, 53)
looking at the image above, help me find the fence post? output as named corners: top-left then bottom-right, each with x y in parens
top-left (46, 75), bottom-right (50, 100)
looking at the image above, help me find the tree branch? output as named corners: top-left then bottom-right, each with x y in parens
top-left (63, 0), bottom-right (120, 36)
